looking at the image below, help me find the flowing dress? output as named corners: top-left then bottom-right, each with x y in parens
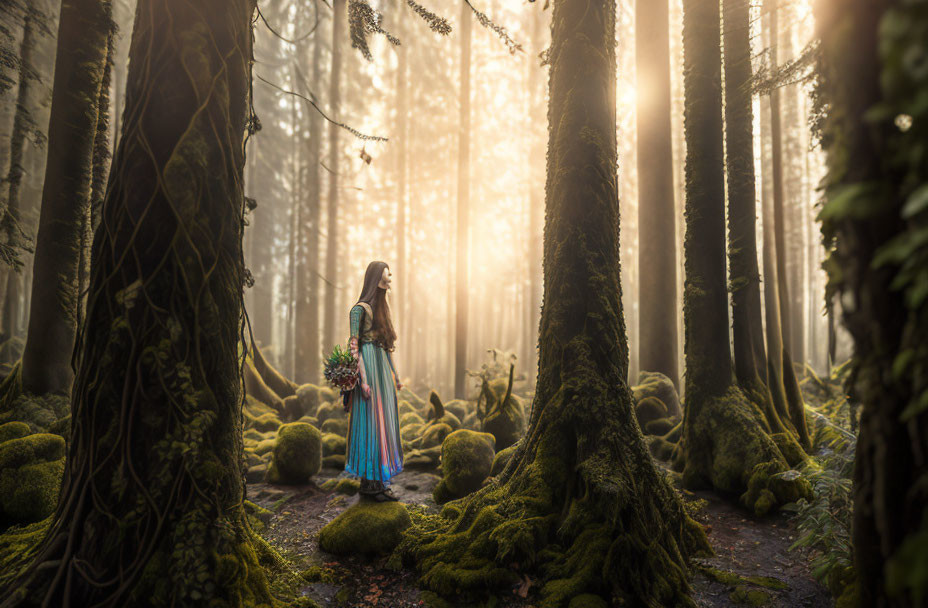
top-left (344, 302), bottom-right (404, 485)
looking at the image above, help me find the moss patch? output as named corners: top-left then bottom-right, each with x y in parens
top-left (266, 423), bottom-right (322, 484)
top-left (433, 430), bottom-right (496, 503)
top-left (319, 501), bottom-right (412, 557)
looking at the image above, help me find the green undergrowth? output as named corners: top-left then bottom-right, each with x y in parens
top-left (683, 386), bottom-right (812, 516)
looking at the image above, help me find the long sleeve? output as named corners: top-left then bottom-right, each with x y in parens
top-left (349, 305), bottom-right (362, 339)
top-left (386, 350), bottom-right (398, 378)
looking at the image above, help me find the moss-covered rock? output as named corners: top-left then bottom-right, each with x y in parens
top-left (0, 422), bottom-right (30, 445)
top-left (322, 433), bottom-right (346, 456)
top-left (243, 427), bottom-right (264, 442)
top-left (490, 444), bottom-right (517, 477)
top-left (644, 417), bottom-right (675, 436)
top-left (315, 402), bottom-right (345, 427)
top-left (399, 387), bottom-right (427, 413)
top-left (401, 423), bottom-right (423, 442)
top-left (320, 477), bottom-right (360, 496)
top-left (432, 430), bottom-right (496, 503)
top-left (398, 400), bottom-right (417, 417)
top-left (633, 370), bottom-right (683, 419)
top-left (421, 423), bottom-right (453, 448)
top-left (443, 400), bottom-right (470, 423)
top-left (635, 396), bottom-right (668, 427)
top-left (425, 392), bottom-right (462, 430)
top-left (318, 501), bottom-right (412, 556)
top-left (321, 417), bottom-right (348, 437)
top-left (461, 412), bottom-right (479, 430)
top-left (0, 433), bottom-right (66, 524)
top-left (322, 454), bottom-right (346, 469)
top-left (400, 412), bottom-right (425, 427)
top-left (254, 438), bottom-right (276, 456)
top-left (250, 412), bottom-right (282, 433)
top-left (266, 422), bottom-right (322, 484)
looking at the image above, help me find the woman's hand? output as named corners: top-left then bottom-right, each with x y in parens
top-left (361, 383), bottom-right (371, 400)
top-left (395, 378), bottom-right (403, 392)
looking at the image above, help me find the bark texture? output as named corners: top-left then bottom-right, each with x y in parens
top-left (406, 1), bottom-right (709, 605)
top-left (19, 0), bottom-right (112, 396)
top-left (0, 0), bottom-right (284, 604)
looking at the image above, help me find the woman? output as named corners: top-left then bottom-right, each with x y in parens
top-left (345, 261), bottom-right (404, 502)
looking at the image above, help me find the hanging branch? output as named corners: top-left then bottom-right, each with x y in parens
top-left (253, 72), bottom-right (388, 142)
top-left (405, 0), bottom-right (452, 35)
top-left (752, 38), bottom-right (820, 95)
top-left (348, 0), bottom-right (400, 61)
top-left (464, 0), bottom-right (522, 55)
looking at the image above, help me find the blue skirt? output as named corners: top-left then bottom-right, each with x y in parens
top-left (344, 341), bottom-right (404, 484)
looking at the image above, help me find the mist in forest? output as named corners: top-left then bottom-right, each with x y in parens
top-left (0, 0), bottom-right (921, 606)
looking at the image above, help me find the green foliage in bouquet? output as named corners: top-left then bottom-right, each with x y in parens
top-left (323, 344), bottom-right (359, 392)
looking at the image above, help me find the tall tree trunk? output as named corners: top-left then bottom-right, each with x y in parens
top-left (816, 0), bottom-right (928, 605)
top-left (294, 32), bottom-right (323, 385)
top-left (721, 0), bottom-right (793, 440)
top-left (0, 10), bottom-right (39, 354)
top-left (767, 1), bottom-right (794, 358)
top-left (411, 1), bottom-right (709, 604)
top-left (323, 0), bottom-right (344, 355)
top-left (681, 0), bottom-right (809, 514)
top-left (453, 3), bottom-right (472, 399)
top-left (761, 0), bottom-right (811, 450)
top-left (779, 5), bottom-right (806, 367)
top-left (635, 0), bottom-right (679, 389)
top-left (524, 4), bottom-right (546, 388)
top-left (19, 0), bottom-right (112, 396)
top-left (0, 0), bottom-right (281, 603)
top-left (78, 27), bottom-right (114, 334)
top-left (285, 85), bottom-right (298, 379)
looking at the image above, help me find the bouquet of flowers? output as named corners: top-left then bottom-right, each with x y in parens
top-left (323, 344), bottom-right (359, 393)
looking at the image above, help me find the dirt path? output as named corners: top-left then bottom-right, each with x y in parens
top-left (248, 467), bottom-right (832, 608)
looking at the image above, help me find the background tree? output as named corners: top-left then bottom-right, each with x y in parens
top-left (454, 2), bottom-right (472, 399)
top-left (680, 0), bottom-right (808, 515)
top-left (408, 0), bottom-right (709, 604)
top-left (16, 0), bottom-right (112, 397)
top-left (323, 0), bottom-right (345, 356)
top-left (635, 0), bottom-right (679, 389)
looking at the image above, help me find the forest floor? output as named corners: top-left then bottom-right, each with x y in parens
top-left (248, 464), bottom-right (834, 608)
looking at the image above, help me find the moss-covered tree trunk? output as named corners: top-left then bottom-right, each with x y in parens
top-left (721, 0), bottom-right (802, 448)
top-left (77, 27), bottom-right (114, 332)
top-left (18, 0), bottom-right (112, 396)
top-left (816, 0), bottom-right (928, 604)
top-left (323, 0), bottom-right (344, 356)
top-left (635, 0), bottom-right (679, 390)
top-left (410, 1), bottom-right (709, 605)
top-left (0, 0), bottom-right (282, 604)
top-left (722, 0), bottom-right (766, 399)
top-left (680, 0), bottom-right (809, 516)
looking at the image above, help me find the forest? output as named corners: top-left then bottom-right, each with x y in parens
top-left (0, 0), bottom-right (924, 606)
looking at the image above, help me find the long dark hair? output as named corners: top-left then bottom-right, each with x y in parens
top-left (357, 261), bottom-right (397, 351)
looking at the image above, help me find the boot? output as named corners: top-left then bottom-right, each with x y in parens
top-left (372, 480), bottom-right (399, 502)
top-left (359, 478), bottom-right (379, 500)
